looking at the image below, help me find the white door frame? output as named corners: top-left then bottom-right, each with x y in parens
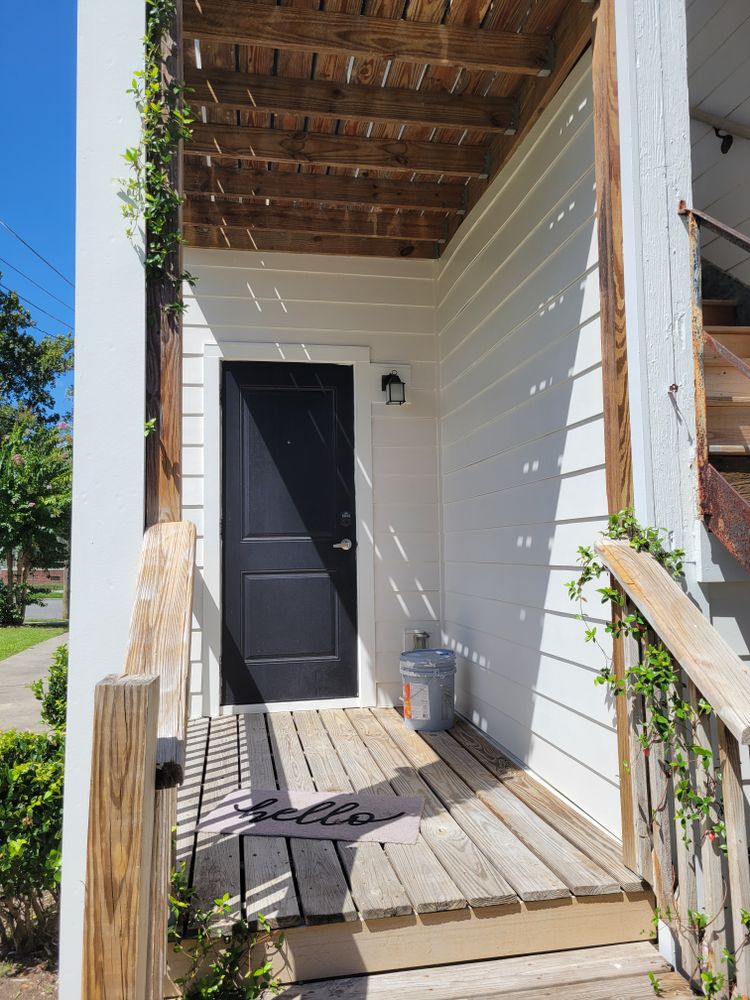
top-left (201, 341), bottom-right (378, 715)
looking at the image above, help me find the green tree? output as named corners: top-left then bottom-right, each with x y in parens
top-left (0, 277), bottom-right (73, 435)
top-left (0, 416), bottom-right (72, 625)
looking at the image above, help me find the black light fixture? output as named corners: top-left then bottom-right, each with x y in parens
top-left (714, 127), bottom-right (734, 155)
top-left (381, 370), bottom-right (406, 405)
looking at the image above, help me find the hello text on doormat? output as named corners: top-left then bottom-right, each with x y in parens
top-left (199, 788), bottom-right (424, 844)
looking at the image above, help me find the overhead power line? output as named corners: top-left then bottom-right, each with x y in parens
top-left (0, 255), bottom-right (74, 313)
top-left (0, 219), bottom-right (75, 289)
top-left (0, 283), bottom-right (72, 328)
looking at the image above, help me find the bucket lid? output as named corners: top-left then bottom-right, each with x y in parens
top-left (400, 648), bottom-right (456, 673)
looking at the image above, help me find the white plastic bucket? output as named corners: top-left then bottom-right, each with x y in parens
top-left (400, 649), bottom-right (456, 732)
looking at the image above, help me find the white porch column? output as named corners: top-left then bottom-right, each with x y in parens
top-left (614, 0), bottom-right (700, 970)
top-left (614, 0), bottom-right (698, 560)
top-left (59, 0), bottom-right (146, 995)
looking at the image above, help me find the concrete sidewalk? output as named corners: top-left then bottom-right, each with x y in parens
top-left (0, 632), bottom-right (69, 733)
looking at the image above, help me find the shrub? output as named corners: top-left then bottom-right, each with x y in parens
top-left (0, 580), bottom-right (46, 627)
top-left (30, 644), bottom-right (67, 731)
top-left (0, 728), bottom-right (64, 957)
top-left (170, 864), bottom-right (284, 999)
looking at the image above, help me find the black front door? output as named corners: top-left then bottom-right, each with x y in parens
top-left (222, 361), bottom-right (358, 705)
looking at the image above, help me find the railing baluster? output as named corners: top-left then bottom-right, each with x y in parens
top-left (623, 600), bottom-right (653, 881)
top-left (671, 668), bottom-right (698, 971)
top-left (688, 680), bottom-right (727, 975)
top-left (644, 699), bottom-right (674, 915)
top-left (718, 722), bottom-right (750, 994)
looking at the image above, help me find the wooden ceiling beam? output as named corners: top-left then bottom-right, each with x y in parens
top-left (184, 224), bottom-right (439, 259)
top-left (186, 122), bottom-right (488, 177)
top-left (184, 200), bottom-right (446, 243)
top-left (186, 66), bottom-right (518, 134)
top-left (183, 163), bottom-right (469, 213)
top-left (184, 2), bottom-right (553, 77)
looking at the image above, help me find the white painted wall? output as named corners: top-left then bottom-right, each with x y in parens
top-left (59, 0), bottom-right (146, 996)
top-left (435, 55), bottom-right (620, 835)
top-left (687, 0), bottom-right (750, 282)
top-left (181, 249), bottom-right (440, 712)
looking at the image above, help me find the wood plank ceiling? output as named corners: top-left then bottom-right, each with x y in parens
top-left (183, 0), bottom-right (593, 259)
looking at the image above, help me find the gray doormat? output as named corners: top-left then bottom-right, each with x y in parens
top-left (199, 788), bottom-right (423, 844)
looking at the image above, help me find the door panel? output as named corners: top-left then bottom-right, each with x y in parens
top-left (222, 361), bottom-right (358, 704)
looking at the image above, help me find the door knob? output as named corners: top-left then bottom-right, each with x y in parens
top-left (333, 538), bottom-right (353, 551)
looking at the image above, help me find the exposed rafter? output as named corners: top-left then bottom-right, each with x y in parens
top-left (184, 2), bottom-right (554, 77)
top-left (183, 163), bottom-right (468, 214)
top-left (453, 1), bottom-right (595, 237)
top-left (184, 224), bottom-right (439, 259)
top-left (186, 66), bottom-right (519, 134)
top-left (184, 200), bottom-right (447, 243)
top-left (186, 122), bottom-right (489, 177)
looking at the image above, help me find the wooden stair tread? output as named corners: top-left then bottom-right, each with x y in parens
top-left (707, 395), bottom-right (750, 404)
top-left (719, 470), bottom-right (750, 502)
top-left (705, 325), bottom-right (750, 333)
top-left (703, 298), bottom-right (738, 306)
top-left (275, 942), bottom-right (684, 999)
top-left (710, 443), bottom-right (750, 454)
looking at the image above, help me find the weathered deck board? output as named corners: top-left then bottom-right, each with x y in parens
top-left (238, 715), bottom-right (301, 928)
top-left (320, 708), bottom-right (466, 913)
top-left (266, 713), bottom-right (358, 923)
top-left (191, 716), bottom-right (242, 927)
top-left (182, 710), bottom-right (640, 939)
top-left (174, 710), bottom-right (660, 984)
top-left (292, 711), bottom-right (412, 920)
top-left (274, 941), bottom-right (677, 999)
top-left (373, 710), bottom-right (569, 902)
top-left (346, 709), bottom-right (517, 907)
top-left (418, 724), bottom-right (619, 895)
top-left (450, 717), bottom-right (643, 892)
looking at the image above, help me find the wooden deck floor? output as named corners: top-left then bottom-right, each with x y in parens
top-left (176, 709), bottom-right (655, 982)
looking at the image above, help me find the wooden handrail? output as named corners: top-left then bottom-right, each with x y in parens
top-left (595, 538), bottom-right (750, 744)
top-left (124, 520), bottom-right (197, 787)
top-left (83, 521), bottom-right (197, 1000)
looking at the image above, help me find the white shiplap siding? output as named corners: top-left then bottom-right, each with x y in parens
top-left (687, 0), bottom-right (750, 282)
top-left (436, 54), bottom-right (620, 834)
top-left (181, 249), bottom-right (439, 713)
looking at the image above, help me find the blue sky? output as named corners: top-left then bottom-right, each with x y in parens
top-left (0, 0), bottom-right (77, 416)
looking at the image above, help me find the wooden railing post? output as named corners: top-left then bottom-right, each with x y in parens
top-left (591, 0), bottom-right (638, 873)
top-left (83, 674), bottom-right (160, 999)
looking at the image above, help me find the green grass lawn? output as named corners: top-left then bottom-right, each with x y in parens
top-left (0, 625), bottom-right (67, 661)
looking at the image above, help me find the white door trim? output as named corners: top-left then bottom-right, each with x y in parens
top-left (201, 341), bottom-right (377, 715)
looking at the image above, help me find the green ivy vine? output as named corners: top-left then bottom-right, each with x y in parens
top-left (121, 0), bottom-right (196, 306)
top-left (170, 862), bottom-right (285, 999)
top-left (567, 510), bottom-right (749, 998)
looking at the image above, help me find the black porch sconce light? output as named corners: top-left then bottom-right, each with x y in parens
top-left (382, 370), bottom-right (406, 405)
